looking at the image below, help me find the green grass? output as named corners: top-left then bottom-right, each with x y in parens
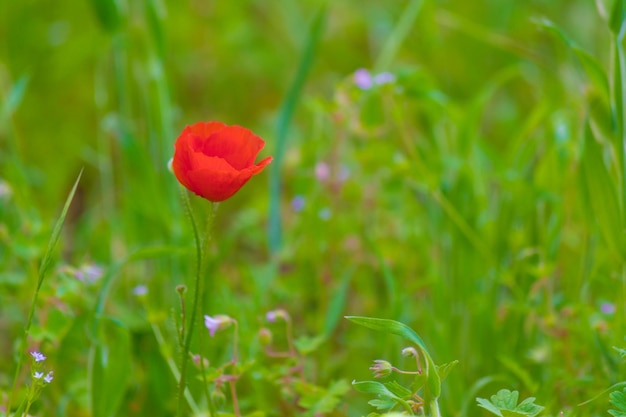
top-left (1, 1), bottom-right (625, 416)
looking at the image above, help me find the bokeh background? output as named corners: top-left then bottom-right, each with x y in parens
top-left (1, 0), bottom-right (624, 416)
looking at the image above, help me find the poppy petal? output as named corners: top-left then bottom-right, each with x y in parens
top-left (200, 125), bottom-right (265, 170)
top-left (187, 121), bottom-right (227, 138)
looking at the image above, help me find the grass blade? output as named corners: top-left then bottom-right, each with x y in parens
top-left (89, 317), bottom-right (132, 417)
top-left (268, 4), bottom-right (327, 253)
top-left (5, 169), bottom-right (83, 414)
top-left (581, 123), bottom-right (624, 260)
top-left (374, 0), bottom-right (424, 72)
top-left (0, 75), bottom-right (29, 127)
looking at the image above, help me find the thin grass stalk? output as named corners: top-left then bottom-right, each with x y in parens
top-left (374, 0), bottom-right (424, 72)
top-left (612, 40), bottom-right (626, 221)
top-left (5, 170), bottom-right (82, 415)
top-left (150, 323), bottom-right (200, 414)
top-left (611, 2), bottom-right (626, 326)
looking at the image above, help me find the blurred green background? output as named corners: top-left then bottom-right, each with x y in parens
top-left (1, 0), bottom-right (624, 416)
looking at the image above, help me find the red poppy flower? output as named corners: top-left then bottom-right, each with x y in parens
top-left (172, 121), bottom-right (273, 202)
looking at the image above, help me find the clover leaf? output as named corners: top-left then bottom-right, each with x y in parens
top-left (476, 389), bottom-right (544, 417)
top-left (609, 388), bottom-right (626, 417)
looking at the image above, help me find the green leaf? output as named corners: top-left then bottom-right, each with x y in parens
top-left (322, 268), bottom-right (354, 337)
top-left (436, 360), bottom-right (459, 382)
top-left (476, 390), bottom-right (544, 417)
top-left (501, 411), bottom-right (532, 417)
top-left (476, 397), bottom-right (504, 416)
top-left (383, 381), bottom-right (413, 398)
top-left (535, 18), bottom-right (610, 103)
top-left (491, 389), bottom-right (519, 410)
top-left (580, 122), bottom-right (625, 260)
top-left (296, 380), bottom-right (350, 416)
top-left (352, 380), bottom-right (400, 398)
top-left (368, 398), bottom-right (397, 411)
top-left (345, 317), bottom-right (429, 361)
top-left (269, 4), bottom-right (327, 253)
top-left (89, 316), bottom-right (132, 417)
top-left (352, 380), bottom-right (413, 414)
top-left (610, 388), bottom-right (626, 417)
top-left (374, 0), bottom-right (424, 71)
top-left (516, 397), bottom-right (545, 416)
top-left (39, 169), bottom-right (83, 289)
top-left (611, 0), bottom-right (626, 39)
top-left (0, 75), bottom-right (29, 126)
top-left (294, 334), bottom-right (326, 355)
top-left (88, 0), bottom-right (124, 32)
top-left (614, 346), bottom-right (626, 358)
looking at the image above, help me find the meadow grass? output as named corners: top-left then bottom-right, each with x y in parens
top-left (0, 1), bottom-right (625, 416)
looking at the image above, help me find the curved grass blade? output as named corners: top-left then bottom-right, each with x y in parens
top-left (579, 381), bottom-right (626, 406)
top-left (345, 316), bottom-right (441, 398)
top-left (534, 18), bottom-right (610, 103)
top-left (5, 169), bottom-right (83, 414)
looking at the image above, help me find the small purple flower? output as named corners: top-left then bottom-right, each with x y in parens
top-left (291, 195), bottom-right (305, 212)
top-left (204, 315), bottom-right (232, 337)
top-left (354, 68), bottom-right (373, 90)
top-left (266, 311), bottom-right (278, 323)
top-left (76, 263), bottom-right (104, 283)
top-left (601, 302), bottom-right (616, 315)
top-left (337, 164), bottom-right (350, 183)
top-left (205, 315), bottom-right (221, 337)
top-left (30, 351), bottom-right (46, 362)
top-left (315, 161), bottom-right (331, 182)
top-left (33, 371), bottom-right (44, 379)
top-left (133, 285), bottom-right (148, 296)
top-left (266, 309), bottom-right (288, 323)
top-left (373, 72), bottom-right (396, 85)
top-left (44, 371), bottom-right (54, 383)
top-left (318, 207), bottom-right (332, 221)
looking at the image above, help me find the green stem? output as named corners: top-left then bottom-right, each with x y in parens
top-left (612, 38), bottom-right (626, 224)
top-left (176, 192), bottom-right (212, 416)
top-left (198, 321), bottom-right (217, 417)
top-left (428, 399), bottom-right (441, 417)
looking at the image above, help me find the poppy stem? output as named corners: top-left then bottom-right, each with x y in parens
top-left (177, 192), bottom-right (216, 416)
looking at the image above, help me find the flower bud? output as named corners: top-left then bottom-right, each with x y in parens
top-left (401, 347), bottom-right (418, 358)
top-left (258, 327), bottom-right (272, 346)
top-left (211, 387), bottom-right (226, 408)
top-left (369, 359), bottom-right (393, 378)
top-left (191, 353), bottom-right (210, 369)
top-left (266, 309), bottom-right (289, 323)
